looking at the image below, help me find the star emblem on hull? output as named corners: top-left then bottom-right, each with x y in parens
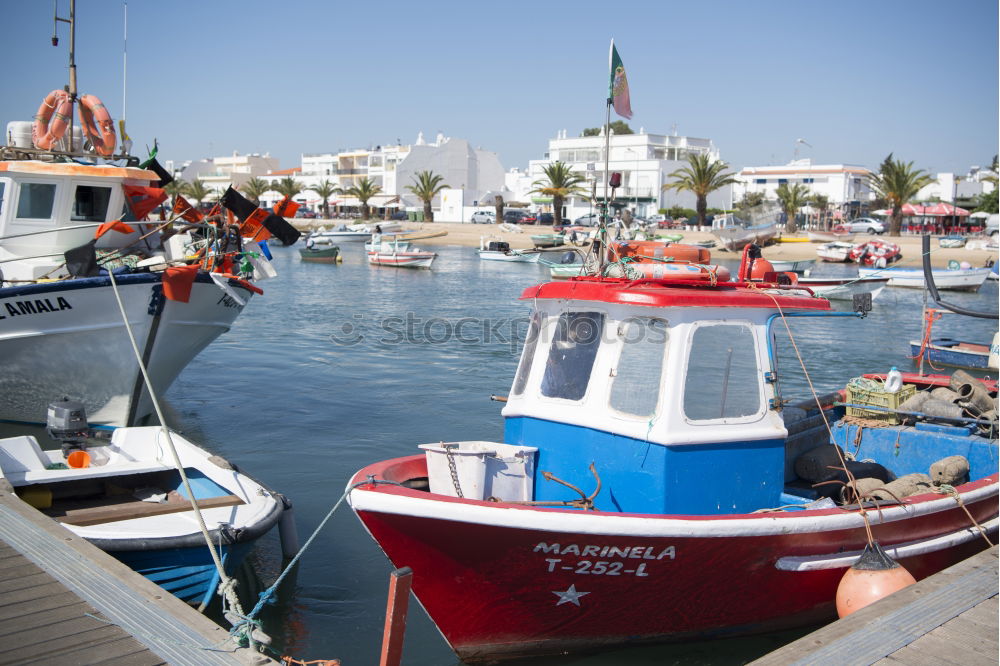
top-left (552, 584), bottom-right (590, 606)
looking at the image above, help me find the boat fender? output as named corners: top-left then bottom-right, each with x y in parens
top-left (928, 386), bottom-right (961, 404)
top-left (749, 258), bottom-right (774, 280)
top-left (77, 94), bottom-right (117, 156)
top-left (811, 461), bottom-right (894, 499)
top-left (835, 541), bottom-right (915, 617)
top-left (838, 477), bottom-right (884, 505)
top-left (32, 89), bottom-right (72, 150)
top-left (929, 455), bottom-right (969, 486)
top-left (870, 473), bottom-right (934, 502)
top-left (793, 444), bottom-right (846, 483)
top-left (558, 251), bottom-right (578, 265)
top-left (920, 398), bottom-right (964, 420)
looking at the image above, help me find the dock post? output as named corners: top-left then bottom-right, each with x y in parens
top-left (379, 566), bottom-right (413, 666)
top-left (276, 494), bottom-right (300, 560)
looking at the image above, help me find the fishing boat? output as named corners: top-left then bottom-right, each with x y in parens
top-left (908, 336), bottom-right (1000, 371)
top-left (816, 241), bottom-right (855, 262)
top-left (531, 233), bottom-right (566, 248)
top-left (0, 122), bottom-right (280, 428)
top-left (365, 239), bottom-right (410, 252)
top-left (849, 240), bottom-right (901, 267)
top-left (796, 275), bottom-right (890, 301)
top-left (938, 235), bottom-right (967, 248)
top-left (477, 239), bottom-right (541, 263)
top-left (711, 204), bottom-right (779, 251)
top-left (298, 244), bottom-right (342, 263)
top-left (0, 405), bottom-right (287, 605)
top-left (367, 242), bottom-right (436, 268)
top-left (857, 266), bottom-right (991, 292)
top-left (808, 226), bottom-right (856, 243)
top-left (769, 258), bottom-right (816, 273)
top-left (308, 224), bottom-right (371, 243)
top-left (348, 244), bottom-right (997, 662)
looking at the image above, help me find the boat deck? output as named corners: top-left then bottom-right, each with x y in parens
top-left (0, 488), bottom-right (269, 665)
top-left (751, 546), bottom-right (998, 666)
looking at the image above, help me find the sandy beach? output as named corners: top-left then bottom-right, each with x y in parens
top-left (295, 219), bottom-right (999, 269)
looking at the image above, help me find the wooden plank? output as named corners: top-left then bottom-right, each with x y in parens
top-left (0, 591), bottom-right (87, 622)
top-left (0, 599), bottom-right (94, 638)
top-left (0, 571), bottom-right (50, 594)
top-left (42, 634), bottom-right (154, 665)
top-left (0, 560), bottom-right (42, 581)
top-left (0, 623), bottom-right (123, 663)
top-left (927, 620), bottom-right (998, 658)
top-left (0, 612), bottom-right (106, 648)
top-left (52, 494), bottom-right (244, 527)
top-left (0, 579), bottom-right (65, 605)
top-left (955, 596), bottom-right (998, 627)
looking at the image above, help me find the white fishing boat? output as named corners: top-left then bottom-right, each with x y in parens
top-left (308, 224), bottom-right (370, 242)
top-left (365, 239), bottom-right (410, 252)
top-left (796, 275), bottom-right (890, 301)
top-left (367, 238), bottom-right (436, 268)
top-left (857, 266), bottom-right (991, 292)
top-left (477, 239), bottom-right (541, 263)
top-left (769, 258), bottom-right (816, 273)
top-left (0, 404), bottom-right (287, 606)
top-left (816, 241), bottom-right (855, 262)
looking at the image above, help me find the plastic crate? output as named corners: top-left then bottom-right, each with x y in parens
top-left (845, 383), bottom-right (916, 424)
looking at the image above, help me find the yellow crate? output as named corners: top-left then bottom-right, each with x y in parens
top-left (845, 383), bottom-right (916, 424)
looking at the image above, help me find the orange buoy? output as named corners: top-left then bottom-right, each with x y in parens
top-left (78, 94), bottom-right (117, 156)
top-left (32, 89), bottom-right (72, 150)
top-left (749, 258), bottom-right (774, 280)
top-left (835, 541), bottom-right (916, 617)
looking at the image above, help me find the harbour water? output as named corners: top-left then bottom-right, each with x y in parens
top-left (20, 242), bottom-right (1000, 664)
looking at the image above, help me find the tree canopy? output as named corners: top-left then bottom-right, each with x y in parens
top-left (868, 154), bottom-right (934, 236)
top-left (406, 171), bottom-right (449, 222)
top-left (582, 121), bottom-right (633, 136)
top-left (530, 162), bottom-right (587, 226)
top-left (662, 153), bottom-right (737, 227)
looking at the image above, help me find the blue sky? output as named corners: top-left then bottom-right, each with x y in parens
top-left (3, 0), bottom-right (997, 175)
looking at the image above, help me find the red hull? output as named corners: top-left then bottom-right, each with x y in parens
top-left (350, 458), bottom-right (998, 662)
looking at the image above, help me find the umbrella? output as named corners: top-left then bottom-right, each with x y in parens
top-left (922, 202), bottom-right (969, 216)
top-left (875, 203), bottom-right (924, 216)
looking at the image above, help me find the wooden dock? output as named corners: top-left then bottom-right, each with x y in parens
top-left (0, 487), bottom-right (271, 665)
top-left (752, 546), bottom-right (998, 666)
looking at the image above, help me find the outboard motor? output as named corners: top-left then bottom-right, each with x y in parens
top-left (487, 241), bottom-right (510, 253)
top-left (559, 251), bottom-right (578, 265)
top-left (46, 398), bottom-right (90, 457)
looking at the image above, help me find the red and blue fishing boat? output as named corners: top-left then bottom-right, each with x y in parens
top-left (348, 245), bottom-right (998, 662)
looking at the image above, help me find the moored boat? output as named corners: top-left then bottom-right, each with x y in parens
top-left (858, 266), bottom-right (991, 292)
top-left (367, 245), bottom-right (436, 268)
top-left (849, 240), bottom-right (901, 267)
top-left (308, 225), bottom-right (371, 242)
top-left (796, 275), bottom-right (889, 301)
top-left (477, 239), bottom-right (541, 263)
top-left (816, 241), bottom-right (856, 262)
top-left (298, 244), bottom-right (342, 262)
top-left (0, 416), bottom-right (286, 605)
top-left (908, 336), bottom-right (1000, 371)
top-left (531, 233), bottom-right (566, 248)
top-left (348, 245), bottom-right (997, 662)
top-left (938, 235), bottom-right (966, 248)
top-left (769, 258), bottom-right (816, 273)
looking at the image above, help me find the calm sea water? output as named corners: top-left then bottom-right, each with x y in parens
top-left (122, 243), bottom-right (1000, 664)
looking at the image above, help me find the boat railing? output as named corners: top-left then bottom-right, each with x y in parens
top-left (1, 144), bottom-right (139, 166)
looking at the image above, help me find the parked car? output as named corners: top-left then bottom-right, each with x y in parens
top-left (846, 217), bottom-right (886, 234)
top-left (536, 213), bottom-right (555, 225)
top-left (390, 211), bottom-right (407, 220)
top-left (573, 213), bottom-right (600, 226)
top-left (503, 210), bottom-right (532, 224)
top-left (295, 208), bottom-right (317, 219)
top-left (470, 211), bottom-right (495, 224)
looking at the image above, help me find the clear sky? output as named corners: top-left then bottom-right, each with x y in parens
top-left (3, 0), bottom-right (997, 176)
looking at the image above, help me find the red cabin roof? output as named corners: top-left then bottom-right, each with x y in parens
top-left (520, 277), bottom-right (831, 311)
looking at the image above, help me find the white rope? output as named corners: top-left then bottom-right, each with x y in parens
top-left (104, 268), bottom-right (248, 624)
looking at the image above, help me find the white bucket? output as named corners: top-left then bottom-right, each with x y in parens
top-left (419, 441), bottom-right (537, 501)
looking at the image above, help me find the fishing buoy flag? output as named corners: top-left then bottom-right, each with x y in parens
top-left (220, 187), bottom-right (301, 246)
top-left (610, 40), bottom-right (632, 120)
top-left (122, 184), bottom-right (167, 220)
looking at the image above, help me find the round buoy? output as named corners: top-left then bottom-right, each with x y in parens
top-left (835, 540), bottom-right (916, 617)
top-left (750, 258), bottom-right (774, 280)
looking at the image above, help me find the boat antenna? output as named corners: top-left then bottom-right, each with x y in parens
top-left (53, 0), bottom-right (77, 151)
top-left (120, 0), bottom-right (131, 155)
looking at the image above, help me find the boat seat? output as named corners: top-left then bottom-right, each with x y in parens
top-left (0, 436), bottom-right (51, 475)
top-left (47, 493), bottom-right (244, 526)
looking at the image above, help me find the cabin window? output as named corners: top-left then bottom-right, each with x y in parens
top-left (609, 317), bottom-right (668, 417)
top-left (683, 323), bottom-right (761, 421)
top-left (15, 183), bottom-right (57, 219)
top-left (71, 185), bottom-right (113, 222)
top-left (512, 311), bottom-right (546, 396)
top-left (0, 181), bottom-right (6, 215)
top-left (541, 311), bottom-right (605, 401)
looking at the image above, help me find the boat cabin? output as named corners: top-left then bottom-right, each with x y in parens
top-left (0, 161), bottom-right (159, 281)
top-left (501, 277), bottom-right (832, 515)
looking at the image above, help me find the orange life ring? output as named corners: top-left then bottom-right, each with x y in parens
top-left (32, 89), bottom-right (72, 150)
top-left (78, 94), bottom-right (117, 156)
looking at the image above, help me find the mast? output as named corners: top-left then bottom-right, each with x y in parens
top-left (53, 0), bottom-right (77, 152)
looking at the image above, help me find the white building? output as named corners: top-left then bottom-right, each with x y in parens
top-left (180, 152), bottom-right (280, 195)
top-left (918, 167), bottom-right (996, 203)
top-left (732, 160), bottom-right (873, 209)
top-left (525, 129), bottom-right (729, 221)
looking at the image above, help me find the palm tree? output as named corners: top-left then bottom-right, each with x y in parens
top-left (735, 191), bottom-right (765, 210)
top-left (310, 180), bottom-right (340, 219)
top-left (775, 183), bottom-right (811, 234)
top-left (405, 171), bottom-right (449, 222)
top-left (868, 154), bottom-right (935, 236)
top-left (662, 153), bottom-right (737, 228)
top-left (530, 162), bottom-right (587, 226)
top-left (810, 193), bottom-right (830, 230)
top-left (164, 179), bottom-right (192, 209)
top-left (240, 177), bottom-right (270, 205)
top-left (187, 180), bottom-right (214, 204)
top-left (274, 176), bottom-right (304, 200)
top-left (344, 177), bottom-right (382, 220)
top-left (493, 194), bottom-right (505, 225)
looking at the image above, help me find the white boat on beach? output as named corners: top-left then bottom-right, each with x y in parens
top-left (857, 266), bottom-right (991, 292)
top-left (816, 241), bottom-right (855, 262)
top-left (477, 239), bottom-right (541, 263)
top-left (796, 275), bottom-right (890, 300)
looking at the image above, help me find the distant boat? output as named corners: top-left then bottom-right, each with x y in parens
top-left (796, 275), bottom-right (889, 301)
top-left (816, 241), bottom-right (855, 262)
top-left (298, 245), bottom-right (342, 263)
top-left (367, 244), bottom-right (436, 268)
top-left (858, 266), bottom-right (991, 292)
top-left (711, 204), bottom-right (779, 251)
top-left (938, 235), bottom-right (967, 248)
top-left (309, 225), bottom-right (370, 242)
top-left (769, 258), bottom-right (816, 273)
top-left (477, 239), bottom-right (541, 263)
top-left (908, 336), bottom-right (999, 371)
top-left (531, 233), bottom-right (566, 248)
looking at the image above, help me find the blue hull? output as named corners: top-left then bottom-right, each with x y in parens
top-left (113, 541), bottom-right (256, 605)
top-left (910, 339), bottom-right (990, 370)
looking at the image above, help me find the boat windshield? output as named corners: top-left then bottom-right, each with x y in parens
top-left (683, 323), bottom-right (762, 421)
top-left (540, 311), bottom-right (605, 401)
top-left (609, 316), bottom-right (668, 418)
top-left (512, 311), bottom-right (545, 396)
top-left (16, 182), bottom-right (57, 220)
top-left (71, 185), bottom-right (113, 222)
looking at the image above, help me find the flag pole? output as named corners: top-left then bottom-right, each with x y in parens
top-left (599, 95), bottom-right (612, 274)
